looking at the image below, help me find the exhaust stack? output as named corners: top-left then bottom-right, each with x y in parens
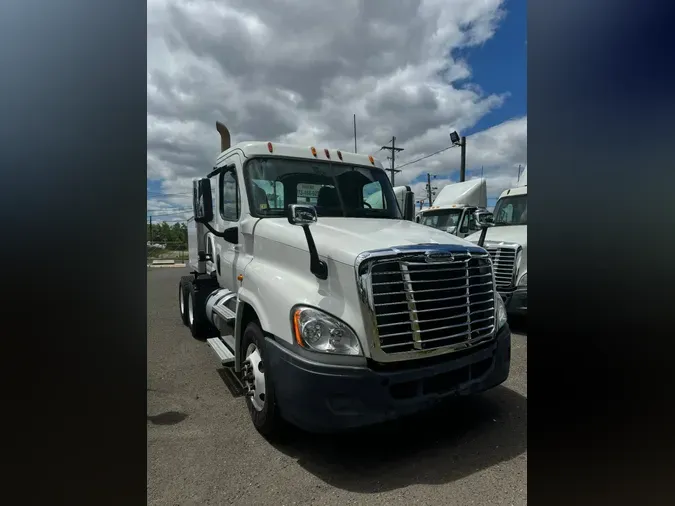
top-left (216, 121), bottom-right (231, 152)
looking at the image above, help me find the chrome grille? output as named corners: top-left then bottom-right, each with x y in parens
top-left (368, 251), bottom-right (495, 354)
top-left (484, 245), bottom-right (518, 289)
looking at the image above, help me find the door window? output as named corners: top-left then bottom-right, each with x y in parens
top-left (220, 168), bottom-right (240, 221)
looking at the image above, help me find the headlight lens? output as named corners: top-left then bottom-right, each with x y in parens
top-left (518, 273), bottom-right (527, 287)
top-left (292, 307), bottom-right (362, 356)
top-left (496, 292), bottom-right (508, 329)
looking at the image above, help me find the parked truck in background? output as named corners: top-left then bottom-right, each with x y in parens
top-left (179, 121), bottom-right (511, 438)
top-left (464, 169), bottom-right (527, 317)
top-left (415, 179), bottom-right (488, 239)
top-left (365, 185), bottom-right (414, 216)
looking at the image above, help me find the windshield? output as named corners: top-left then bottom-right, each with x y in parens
top-left (244, 157), bottom-right (402, 219)
top-left (419, 209), bottom-right (463, 231)
top-left (493, 194), bottom-right (527, 226)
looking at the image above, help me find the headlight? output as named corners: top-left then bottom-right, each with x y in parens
top-left (292, 307), bottom-right (362, 356)
top-left (518, 273), bottom-right (527, 287)
top-left (496, 293), bottom-right (508, 329)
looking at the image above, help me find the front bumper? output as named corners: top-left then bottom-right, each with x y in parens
top-left (265, 325), bottom-right (511, 433)
top-left (500, 288), bottom-right (527, 316)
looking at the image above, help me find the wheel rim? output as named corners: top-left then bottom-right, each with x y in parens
top-left (179, 286), bottom-right (185, 315)
top-left (187, 291), bottom-right (194, 326)
top-left (244, 343), bottom-right (266, 412)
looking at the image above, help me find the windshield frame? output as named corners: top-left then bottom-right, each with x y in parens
top-left (493, 194), bottom-right (527, 226)
top-left (242, 155), bottom-right (403, 220)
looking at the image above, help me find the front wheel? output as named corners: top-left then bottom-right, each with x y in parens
top-left (241, 321), bottom-right (285, 440)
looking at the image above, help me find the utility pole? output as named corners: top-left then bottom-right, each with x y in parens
top-left (517, 164), bottom-right (522, 183)
top-left (353, 114), bottom-right (357, 153)
top-left (149, 215), bottom-right (153, 244)
top-left (459, 136), bottom-right (467, 182)
top-left (381, 136), bottom-right (404, 186)
top-left (426, 173), bottom-right (437, 205)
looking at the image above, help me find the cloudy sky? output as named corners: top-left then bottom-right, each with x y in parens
top-left (147, 0), bottom-right (527, 223)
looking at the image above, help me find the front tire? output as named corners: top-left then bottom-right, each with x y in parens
top-left (241, 321), bottom-right (284, 440)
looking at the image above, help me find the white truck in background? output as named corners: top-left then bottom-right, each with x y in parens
top-left (465, 168), bottom-right (527, 317)
top-left (179, 121), bottom-right (511, 438)
top-left (415, 179), bottom-right (488, 239)
top-left (365, 185), bottom-right (414, 217)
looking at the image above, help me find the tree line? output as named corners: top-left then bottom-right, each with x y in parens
top-left (147, 222), bottom-right (188, 250)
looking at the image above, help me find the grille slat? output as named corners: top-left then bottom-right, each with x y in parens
top-left (484, 245), bottom-right (518, 290)
top-left (367, 251), bottom-right (496, 355)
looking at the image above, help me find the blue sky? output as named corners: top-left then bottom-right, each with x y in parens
top-left (413, 0), bottom-right (527, 208)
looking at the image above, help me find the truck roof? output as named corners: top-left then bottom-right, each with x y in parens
top-left (215, 141), bottom-right (386, 170)
top-left (418, 178), bottom-right (487, 214)
top-left (499, 185), bottom-right (528, 199)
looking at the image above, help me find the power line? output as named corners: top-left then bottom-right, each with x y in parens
top-left (147, 210), bottom-right (193, 217)
top-left (147, 206), bottom-right (192, 212)
top-left (147, 191), bottom-right (191, 197)
top-left (395, 145), bottom-right (454, 170)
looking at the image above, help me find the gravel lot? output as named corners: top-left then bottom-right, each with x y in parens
top-left (148, 267), bottom-right (527, 505)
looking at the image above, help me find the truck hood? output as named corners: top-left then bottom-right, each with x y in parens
top-left (464, 225), bottom-right (527, 247)
top-left (465, 225), bottom-right (528, 279)
top-left (255, 217), bottom-right (476, 266)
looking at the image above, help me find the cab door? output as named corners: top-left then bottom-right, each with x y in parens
top-left (458, 208), bottom-right (480, 238)
top-left (215, 154), bottom-right (243, 293)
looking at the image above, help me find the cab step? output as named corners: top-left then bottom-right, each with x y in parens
top-left (207, 336), bottom-right (235, 365)
top-left (213, 304), bottom-right (236, 324)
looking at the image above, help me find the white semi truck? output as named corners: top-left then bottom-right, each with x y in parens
top-left (415, 179), bottom-right (488, 239)
top-left (365, 185), bottom-right (414, 217)
top-left (179, 121), bottom-right (511, 438)
top-left (465, 169), bottom-right (527, 316)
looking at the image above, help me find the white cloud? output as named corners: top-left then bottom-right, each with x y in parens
top-left (147, 0), bottom-right (526, 220)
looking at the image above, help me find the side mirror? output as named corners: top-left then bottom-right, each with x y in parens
top-left (287, 204), bottom-right (318, 226)
top-left (474, 210), bottom-right (494, 247)
top-left (287, 204), bottom-right (327, 280)
top-left (193, 178), bottom-right (214, 223)
top-left (474, 210), bottom-right (494, 228)
top-left (403, 186), bottom-right (415, 221)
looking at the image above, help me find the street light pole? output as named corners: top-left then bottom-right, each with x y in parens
top-left (459, 136), bottom-right (467, 182)
top-left (449, 130), bottom-right (466, 181)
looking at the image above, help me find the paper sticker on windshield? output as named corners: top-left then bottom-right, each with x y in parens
top-left (259, 203), bottom-right (268, 210)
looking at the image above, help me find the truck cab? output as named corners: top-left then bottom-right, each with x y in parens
top-left (178, 122), bottom-right (511, 438)
top-left (415, 179), bottom-right (488, 239)
top-left (464, 173), bottom-right (527, 317)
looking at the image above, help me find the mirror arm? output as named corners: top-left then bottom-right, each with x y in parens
top-left (302, 225), bottom-right (328, 280)
top-left (203, 222), bottom-right (225, 238)
top-left (477, 226), bottom-right (489, 248)
top-left (202, 222), bottom-right (238, 245)
top-left (207, 163), bottom-right (235, 179)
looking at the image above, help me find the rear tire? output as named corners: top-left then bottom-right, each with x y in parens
top-left (186, 281), bottom-right (216, 341)
top-left (178, 276), bottom-right (191, 326)
top-left (241, 321), bottom-right (285, 440)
